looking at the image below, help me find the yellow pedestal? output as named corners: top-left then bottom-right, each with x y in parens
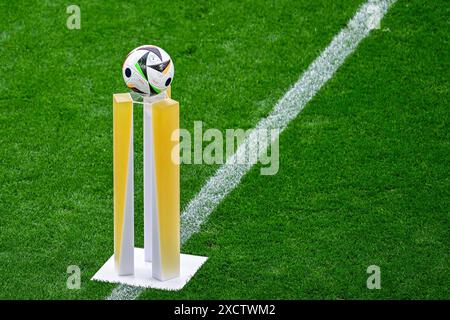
top-left (113, 89), bottom-right (180, 281)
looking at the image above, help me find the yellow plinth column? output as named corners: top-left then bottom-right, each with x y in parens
top-left (146, 97), bottom-right (180, 281)
top-left (113, 93), bottom-right (134, 275)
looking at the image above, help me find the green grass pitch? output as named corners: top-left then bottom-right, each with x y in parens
top-left (0, 0), bottom-right (448, 299)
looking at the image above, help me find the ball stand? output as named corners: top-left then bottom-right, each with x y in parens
top-left (92, 90), bottom-right (207, 290)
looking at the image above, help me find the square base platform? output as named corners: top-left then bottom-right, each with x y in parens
top-left (91, 248), bottom-right (208, 291)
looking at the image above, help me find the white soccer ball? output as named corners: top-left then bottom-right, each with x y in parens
top-left (122, 45), bottom-right (174, 96)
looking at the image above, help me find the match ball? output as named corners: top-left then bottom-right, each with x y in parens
top-left (122, 45), bottom-right (174, 96)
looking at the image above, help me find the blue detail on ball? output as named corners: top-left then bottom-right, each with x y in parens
top-left (125, 68), bottom-right (131, 77)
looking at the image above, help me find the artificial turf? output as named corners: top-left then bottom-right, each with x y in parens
top-left (0, 0), bottom-right (448, 299)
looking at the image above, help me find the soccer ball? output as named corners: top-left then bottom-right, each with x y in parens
top-left (122, 45), bottom-right (174, 96)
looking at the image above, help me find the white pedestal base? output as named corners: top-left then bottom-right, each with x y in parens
top-left (91, 248), bottom-right (207, 291)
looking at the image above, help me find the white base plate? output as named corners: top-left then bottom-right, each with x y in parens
top-left (91, 248), bottom-right (208, 291)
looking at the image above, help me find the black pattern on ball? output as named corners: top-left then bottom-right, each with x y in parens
top-left (125, 68), bottom-right (131, 77)
top-left (165, 77), bottom-right (172, 86)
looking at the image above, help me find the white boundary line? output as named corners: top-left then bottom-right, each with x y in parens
top-left (106, 0), bottom-right (397, 300)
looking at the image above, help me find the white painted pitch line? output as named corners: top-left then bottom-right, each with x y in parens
top-left (106, 0), bottom-right (397, 300)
